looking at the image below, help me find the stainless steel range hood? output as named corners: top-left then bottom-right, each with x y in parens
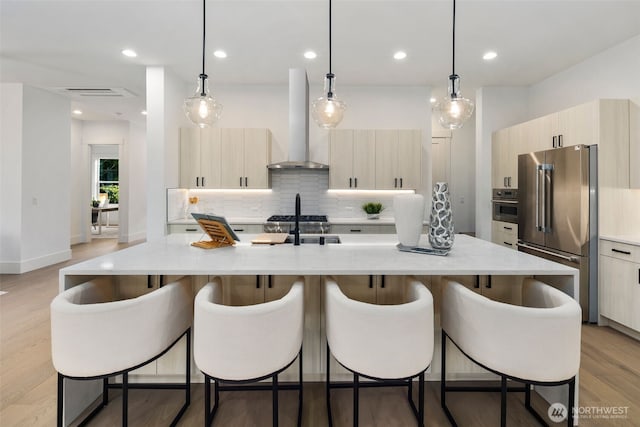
top-left (267, 69), bottom-right (329, 170)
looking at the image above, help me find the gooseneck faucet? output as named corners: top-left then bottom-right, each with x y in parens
top-left (294, 193), bottom-right (301, 246)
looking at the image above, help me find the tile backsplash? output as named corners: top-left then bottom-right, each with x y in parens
top-left (167, 170), bottom-right (416, 221)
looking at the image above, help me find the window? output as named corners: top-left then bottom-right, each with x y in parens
top-left (95, 158), bottom-right (119, 204)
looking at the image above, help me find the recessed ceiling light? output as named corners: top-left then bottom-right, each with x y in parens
top-left (483, 51), bottom-right (498, 60)
top-left (393, 51), bottom-right (407, 60)
top-left (304, 51), bottom-right (317, 59)
top-left (121, 49), bottom-right (137, 58)
top-left (430, 97), bottom-right (436, 104)
top-left (72, 109), bottom-right (82, 115)
top-left (213, 50), bottom-right (227, 58)
top-left (141, 110), bottom-right (147, 116)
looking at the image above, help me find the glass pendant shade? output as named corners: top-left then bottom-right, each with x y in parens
top-left (311, 74), bottom-right (346, 129)
top-left (434, 74), bottom-right (474, 129)
top-left (183, 77), bottom-right (222, 128)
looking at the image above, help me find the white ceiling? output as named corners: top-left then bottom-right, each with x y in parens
top-left (1, 0), bottom-right (639, 123)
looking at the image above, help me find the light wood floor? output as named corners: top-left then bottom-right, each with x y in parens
top-left (1, 238), bottom-right (639, 426)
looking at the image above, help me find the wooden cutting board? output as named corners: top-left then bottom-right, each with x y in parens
top-left (251, 233), bottom-right (290, 244)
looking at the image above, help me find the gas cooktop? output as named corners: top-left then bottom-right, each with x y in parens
top-left (266, 215), bottom-right (328, 223)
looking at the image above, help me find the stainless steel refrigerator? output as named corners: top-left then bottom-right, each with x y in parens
top-left (517, 144), bottom-right (598, 322)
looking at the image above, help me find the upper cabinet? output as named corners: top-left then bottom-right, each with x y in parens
top-left (179, 127), bottom-right (221, 189)
top-left (329, 130), bottom-right (375, 189)
top-left (180, 127), bottom-right (272, 189)
top-left (220, 128), bottom-right (272, 189)
top-left (329, 129), bottom-right (422, 190)
top-left (375, 130), bottom-right (422, 190)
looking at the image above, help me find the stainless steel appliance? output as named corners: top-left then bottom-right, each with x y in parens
top-left (517, 144), bottom-right (598, 322)
top-left (263, 215), bottom-right (330, 234)
top-left (492, 188), bottom-right (519, 223)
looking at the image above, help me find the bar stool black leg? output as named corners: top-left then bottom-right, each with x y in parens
top-left (418, 372), bottom-right (425, 427)
top-left (500, 376), bottom-right (507, 427)
top-left (298, 349), bottom-right (303, 427)
top-left (568, 377), bottom-right (575, 427)
top-left (102, 377), bottom-right (109, 406)
top-left (186, 329), bottom-right (191, 407)
top-left (326, 343), bottom-right (333, 427)
top-left (122, 372), bottom-right (128, 427)
top-left (353, 372), bottom-right (359, 427)
top-left (408, 376), bottom-right (413, 403)
top-left (272, 373), bottom-right (279, 427)
top-left (57, 373), bottom-right (64, 427)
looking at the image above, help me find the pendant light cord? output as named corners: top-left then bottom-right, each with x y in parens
top-left (200, 0), bottom-right (207, 95)
top-left (451, 0), bottom-right (456, 76)
top-left (329, 0), bottom-right (332, 75)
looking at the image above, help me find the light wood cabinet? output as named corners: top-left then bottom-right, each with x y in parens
top-left (220, 128), bottom-right (272, 189)
top-left (179, 127), bottom-right (221, 189)
top-left (329, 129), bottom-right (421, 190)
top-left (491, 220), bottom-right (518, 250)
top-left (329, 129), bottom-right (375, 189)
top-left (599, 239), bottom-right (640, 332)
top-left (375, 129), bottom-right (421, 190)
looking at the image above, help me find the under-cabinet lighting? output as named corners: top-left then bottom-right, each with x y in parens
top-left (186, 189), bottom-right (273, 195)
top-left (327, 189), bottom-right (415, 195)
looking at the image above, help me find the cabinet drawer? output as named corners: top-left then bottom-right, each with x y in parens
top-left (168, 224), bottom-right (202, 234)
top-left (228, 224), bottom-right (263, 234)
top-left (600, 240), bottom-right (640, 263)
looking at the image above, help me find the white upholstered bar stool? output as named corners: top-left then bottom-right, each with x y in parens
top-left (441, 278), bottom-right (582, 427)
top-left (194, 277), bottom-right (304, 427)
top-left (51, 276), bottom-right (193, 427)
top-left (324, 277), bottom-right (434, 427)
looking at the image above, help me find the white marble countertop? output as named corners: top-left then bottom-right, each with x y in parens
top-left (168, 217), bottom-right (428, 226)
top-left (600, 235), bottom-right (640, 246)
top-left (60, 234), bottom-right (577, 286)
top-left (168, 217), bottom-right (267, 225)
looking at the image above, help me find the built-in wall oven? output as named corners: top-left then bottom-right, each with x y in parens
top-left (492, 188), bottom-right (519, 223)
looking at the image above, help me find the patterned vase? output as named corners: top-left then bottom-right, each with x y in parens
top-left (429, 182), bottom-right (455, 249)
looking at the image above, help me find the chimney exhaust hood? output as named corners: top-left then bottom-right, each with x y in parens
top-left (267, 69), bottom-right (329, 170)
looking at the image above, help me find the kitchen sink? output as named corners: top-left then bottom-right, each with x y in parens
top-left (284, 235), bottom-right (341, 244)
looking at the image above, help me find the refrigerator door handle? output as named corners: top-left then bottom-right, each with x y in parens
top-left (517, 242), bottom-right (578, 263)
top-left (541, 163), bottom-right (553, 232)
top-left (536, 164), bottom-right (542, 231)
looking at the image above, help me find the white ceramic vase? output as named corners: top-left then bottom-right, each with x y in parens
top-left (393, 194), bottom-right (425, 247)
top-left (429, 182), bottom-right (455, 249)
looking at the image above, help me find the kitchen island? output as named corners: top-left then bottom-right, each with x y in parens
top-left (58, 233), bottom-right (579, 425)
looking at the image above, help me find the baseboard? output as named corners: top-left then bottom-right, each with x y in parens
top-left (0, 249), bottom-right (72, 274)
top-left (601, 317), bottom-right (640, 341)
top-left (121, 231), bottom-right (146, 243)
top-left (70, 233), bottom-right (88, 245)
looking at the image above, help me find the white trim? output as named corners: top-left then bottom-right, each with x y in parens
top-left (121, 231), bottom-right (146, 244)
top-left (0, 249), bottom-right (71, 274)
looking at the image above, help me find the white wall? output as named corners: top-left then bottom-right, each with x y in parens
top-left (0, 83), bottom-right (24, 270)
top-left (69, 119), bottom-right (86, 244)
top-left (125, 121), bottom-right (147, 242)
top-left (146, 66), bottom-right (189, 241)
top-left (1, 86), bottom-right (72, 273)
top-left (474, 87), bottom-right (530, 240)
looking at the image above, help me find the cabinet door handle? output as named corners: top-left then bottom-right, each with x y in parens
top-left (400, 178), bottom-right (403, 188)
top-left (349, 177), bottom-right (352, 188)
top-left (474, 275), bottom-right (480, 289)
top-left (486, 275), bottom-right (492, 289)
top-left (186, 228), bottom-right (198, 232)
top-left (558, 134), bottom-right (563, 147)
top-left (239, 177), bottom-right (243, 187)
top-left (504, 241), bottom-right (513, 246)
top-left (268, 275), bottom-right (273, 289)
top-left (369, 275), bottom-right (374, 289)
top-left (503, 226), bottom-right (512, 231)
top-left (381, 275), bottom-right (385, 289)
top-left (245, 177), bottom-right (248, 187)
top-left (503, 177), bottom-right (507, 187)
top-left (612, 248), bottom-right (631, 255)
top-left (354, 177), bottom-right (358, 188)
top-left (233, 228), bottom-right (244, 232)
top-left (394, 178), bottom-right (398, 188)
top-left (256, 276), bottom-right (260, 289)
top-left (638, 268), bottom-right (640, 285)
top-left (202, 176), bottom-right (205, 187)
top-left (350, 229), bottom-right (362, 233)
top-left (196, 177), bottom-right (200, 187)
top-left (508, 177), bottom-right (512, 187)
top-left (552, 135), bottom-right (557, 148)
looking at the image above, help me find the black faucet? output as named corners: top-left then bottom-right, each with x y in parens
top-left (294, 193), bottom-right (301, 246)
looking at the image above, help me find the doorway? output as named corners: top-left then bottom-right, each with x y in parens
top-left (91, 145), bottom-right (119, 238)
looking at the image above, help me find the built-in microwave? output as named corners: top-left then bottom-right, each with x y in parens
top-left (492, 188), bottom-right (519, 223)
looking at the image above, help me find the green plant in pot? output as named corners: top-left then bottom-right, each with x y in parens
top-left (362, 202), bottom-right (384, 219)
top-left (91, 199), bottom-right (100, 208)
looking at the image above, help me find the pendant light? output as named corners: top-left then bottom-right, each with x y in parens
top-left (434, 0), bottom-right (474, 130)
top-left (311, 0), bottom-right (346, 129)
top-left (184, 0), bottom-right (222, 128)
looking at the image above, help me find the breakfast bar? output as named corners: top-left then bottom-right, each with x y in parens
top-left (58, 233), bottom-right (579, 425)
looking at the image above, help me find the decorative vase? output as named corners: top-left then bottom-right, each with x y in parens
top-left (429, 182), bottom-right (455, 249)
top-left (393, 194), bottom-right (425, 247)
top-left (366, 213), bottom-right (380, 220)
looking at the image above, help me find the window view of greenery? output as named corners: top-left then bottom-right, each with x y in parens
top-left (99, 159), bottom-right (119, 203)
